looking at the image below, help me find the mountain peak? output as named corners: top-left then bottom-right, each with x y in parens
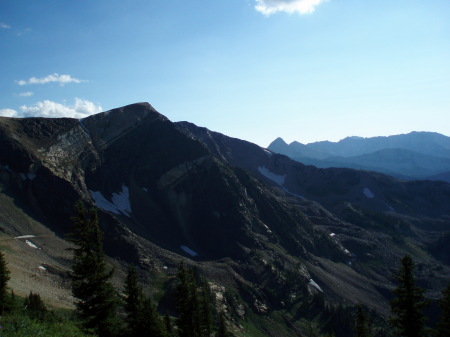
top-left (268, 137), bottom-right (288, 150)
top-left (81, 102), bottom-right (167, 149)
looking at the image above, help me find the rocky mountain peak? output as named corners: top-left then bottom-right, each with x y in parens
top-left (81, 102), bottom-right (167, 150)
top-left (267, 137), bottom-right (288, 152)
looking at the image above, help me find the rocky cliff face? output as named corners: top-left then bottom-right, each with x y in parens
top-left (1, 103), bottom-right (450, 336)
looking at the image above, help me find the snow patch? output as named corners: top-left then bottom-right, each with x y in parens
top-left (15, 235), bottom-right (36, 239)
top-left (180, 245), bottom-right (199, 257)
top-left (282, 188), bottom-right (304, 199)
top-left (263, 149), bottom-right (273, 156)
top-left (111, 185), bottom-right (131, 216)
top-left (90, 190), bottom-right (121, 215)
top-left (329, 233), bottom-right (336, 237)
top-left (142, 187), bottom-right (148, 192)
top-left (385, 203), bottom-right (395, 211)
top-left (19, 172), bottom-right (36, 181)
top-left (25, 240), bottom-right (38, 249)
top-left (309, 279), bottom-right (323, 292)
top-left (38, 265), bottom-right (47, 271)
top-left (89, 185), bottom-right (131, 216)
top-left (363, 187), bottom-right (374, 199)
top-left (258, 166), bottom-right (286, 186)
top-left (79, 119), bottom-right (91, 137)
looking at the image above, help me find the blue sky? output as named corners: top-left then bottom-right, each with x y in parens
top-left (1, 0), bottom-right (449, 147)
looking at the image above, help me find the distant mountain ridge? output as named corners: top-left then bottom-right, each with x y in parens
top-left (268, 132), bottom-right (450, 181)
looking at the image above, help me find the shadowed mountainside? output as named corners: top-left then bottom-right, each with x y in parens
top-left (1, 103), bottom-right (449, 336)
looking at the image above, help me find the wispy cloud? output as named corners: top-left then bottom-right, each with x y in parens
top-left (17, 28), bottom-right (32, 36)
top-left (17, 73), bottom-right (86, 86)
top-left (255, 0), bottom-right (328, 15)
top-left (0, 23), bottom-right (11, 29)
top-left (19, 91), bottom-right (34, 97)
top-left (0, 98), bottom-right (103, 119)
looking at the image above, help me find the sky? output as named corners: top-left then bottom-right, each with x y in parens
top-left (1, 0), bottom-right (449, 147)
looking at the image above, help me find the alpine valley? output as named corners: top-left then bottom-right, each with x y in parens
top-left (1, 102), bottom-right (449, 336)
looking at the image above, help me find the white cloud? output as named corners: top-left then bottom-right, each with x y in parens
top-left (17, 73), bottom-right (86, 86)
top-left (255, 0), bottom-right (327, 15)
top-left (19, 91), bottom-right (34, 97)
top-left (0, 109), bottom-right (18, 117)
top-left (0, 23), bottom-right (10, 29)
top-left (0, 99), bottom-right (103, 119)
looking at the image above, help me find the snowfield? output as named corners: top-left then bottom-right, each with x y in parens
top-left (180, 245), bottom-right (199, 257)
top-left (258, 166), bottom-right (286, 186)
top-left (89, 185), bottom-right (132, 216)
top-left (363, 187), bottom-right (375, 199)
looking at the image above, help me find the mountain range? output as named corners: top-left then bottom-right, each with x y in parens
top-left (1, 103), bottom-right (449, 336)
top-left (268, 132), bottom-right (450, 182)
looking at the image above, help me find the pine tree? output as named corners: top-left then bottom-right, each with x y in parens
top-left (0, 249), bottom-right (11, 314)
top-left (354, 304), bottom-right (370, 337)
top-left (199, 279), bottom-right (212, 337)
top-left (435, 283), bottom-right (450, 337)
top-left (124, 266), bottom-right (143, 334)
top-left (164, 312), bottom-right (174, 337)
top-left (389, 255), bottom-right (428, 337)
top-left (123, 266), bottom-right (167, 337)
top-left (176, 263), bottom-right (204, 337)
top-left (217, 313), bottom-right (229, 337)
top-left (24, 291), bottom-right (47, 320)
top-left (67, 200), bottom-right (119, 337)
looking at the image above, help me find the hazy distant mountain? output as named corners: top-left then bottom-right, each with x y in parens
top-left (268, 132), bottom-right (450, 181)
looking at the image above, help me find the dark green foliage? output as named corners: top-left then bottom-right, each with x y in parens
top-left (67, 200), bottom-right (119, 337)
top-left (354, 304), bottom-right (371, 337)
top-left (0, 249), bottom-right (11, 314)
top-left (389, 255), bottom-right (428, 337)
top-left (164, 312), bottom-right (174, 336)
top-left (124, 266), bottom-right (141, 332)
top-left (23, 292), bottom-right (47, 320)
top-left (123, 266), bottom-right (168, 337)
top-left (217, 313), bottom-right (229, 337)
top-left (435, 283), bottom-right (450, 337)
top-left (175, 263), bottom-right (213, 337)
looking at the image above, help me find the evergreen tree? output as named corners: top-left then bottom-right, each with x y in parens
top-left (176, 263), bottom-right (203, 337)
top-left (124, 266), bottom-right (143, 334)
top-left (389, 255), bottom-right (428, 337)
top-left (354, 304), bottom-right (371, 337)
top-left (199, 279), bottom-right (212, 337)
top-left (435, 283), bottom-right (450, 337)
top-left (0, 249), bottom-right (11, 314)
top-left (24, 291), bottom-right (47, 320)
top-left (164, 312), bottom-right (174, 337)
top-left (67, 200), bottom-right (119, 337)
top-left (217, 313), bottom-right (229, 337)
top-left (123, 266), bottom-right (167, 337)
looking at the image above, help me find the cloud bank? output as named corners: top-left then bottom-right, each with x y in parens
top-left (0, 99), bottom-right (103, 119)
top-left (255, 0), bottom-right (327, 15)
top-left (0, 109), bottom-right (17, 117)
top-left (17, 73), bottom-right (86, 86)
